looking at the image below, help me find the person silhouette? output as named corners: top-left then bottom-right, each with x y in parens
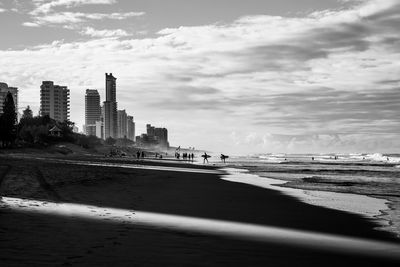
top-left (202, 152), bottom-right (210, 164)
top-left (220, 154), bottom-right (227, 163)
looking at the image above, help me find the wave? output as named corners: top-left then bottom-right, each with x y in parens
top-left (253, 152), bottom-right (400, 164)
top-left (364, 153), bottom-right (400, 163)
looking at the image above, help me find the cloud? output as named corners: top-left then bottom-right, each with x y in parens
top-left (31, 0), bottom-right (117, 15)
top-left (23, 11), bottom-right (145, 27)
top-left (250, 87), bottom-right (400, 134)
top-left (2, 0), bottom-right (400, 153)
top-left (80, 27), bottom-right (130, 38)
top-left (23, 0), bottom-right (145, 31)
top-left (22, 22), bottom-right (41, 27)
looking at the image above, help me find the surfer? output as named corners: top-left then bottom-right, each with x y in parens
top-left (220, 154), bottom-right (228, 163)
top-left (202, 152), bottom-right (210, 164)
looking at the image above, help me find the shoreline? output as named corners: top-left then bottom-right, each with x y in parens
top-left (221, 167), bottom-right (398, 238)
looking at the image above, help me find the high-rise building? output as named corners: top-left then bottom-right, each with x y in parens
top-left (117, 109), bottom-right (127, 138)
top-left (95, 120), bottom-right (104, 139)
top-left (137, 124), bottom-right (168, 148)
top-left (40, 81), bottom-right (70, 122)
top-left (154, 127), bottom-right (168, 147)
top-left (146, 124), bottom-right (155, 136)
top-left (103, 73), bottom-right (118, 139)
top-left (96, 104), bottom-right (105, 139)
top-left (127, 115), bottom-right (135, 141)
top-left (0, 82), bottom-right (18, 115)
top-left (85, 89), bottom-right (101, 136)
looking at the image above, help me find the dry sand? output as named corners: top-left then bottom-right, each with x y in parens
top-left (1, 154), bottom-right (400, 266)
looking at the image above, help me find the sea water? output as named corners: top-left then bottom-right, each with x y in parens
top-left (210, 153), bottom-right (400, 237)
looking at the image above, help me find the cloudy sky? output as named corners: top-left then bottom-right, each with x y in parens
top-left (0, 0), bottom-right (399, 154)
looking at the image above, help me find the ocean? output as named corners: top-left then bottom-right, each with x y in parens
top-left (207, 153), bottom-right (400, 238)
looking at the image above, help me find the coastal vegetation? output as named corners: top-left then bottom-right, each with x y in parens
top-left (0, 92), bottom-right (17, 148)
top-left (0, 97), bottom-right (102, 150)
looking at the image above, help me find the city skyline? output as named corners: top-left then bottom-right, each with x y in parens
top-left (1, 0), bottom-right (399, 154)
top-left (84, 75), bottom-right (136, 141)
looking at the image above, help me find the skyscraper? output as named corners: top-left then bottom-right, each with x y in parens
top-left (154, 127), bottom-right (168, 148)
top-left (103, 73), bottom-right (118, 139)
top-left (85, 89), bottom-right (101, 136)
top-left (137, 124), bottom-right (168, 148)
top-left (117, 109), bottom-right (127, 138)
top-left (40, 81), bottom-right (70, 122)
top-left (0, 82), bottom-right (18, 115)
top-left (96, 104), bottom-right (105, 139)
top-left (127, 115), bottom-right (135, 141)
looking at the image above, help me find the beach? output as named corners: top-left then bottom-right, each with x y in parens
top-left (217, 153), bottom-right (400, 237)
top-left (1, 154), bottom-right (400, 266)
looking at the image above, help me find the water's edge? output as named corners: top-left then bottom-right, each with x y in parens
top-left (220, 167), bottom-right (398, 238)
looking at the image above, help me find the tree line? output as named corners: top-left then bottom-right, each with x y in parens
top-left (0, 91), bottom-right (102, 149)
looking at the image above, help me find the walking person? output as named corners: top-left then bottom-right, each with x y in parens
top-left (202, 152), bottom-right (210, 164)
top-left (220, 154), bottom-right (228, 163)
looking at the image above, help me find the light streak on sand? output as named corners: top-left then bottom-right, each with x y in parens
top-left (1, 197), bottom-right (400, 260)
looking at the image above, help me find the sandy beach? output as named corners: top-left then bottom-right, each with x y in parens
top-left (1, 154), bottom-right (400, 266)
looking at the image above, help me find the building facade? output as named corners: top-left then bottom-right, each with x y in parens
top-left (136, 124), bottom-right (169, 148)
top-left (103, 73), bottom-right (118, 139)
top-left (127, 115), bottom-right (135, 141)
top-left (117, 109), bottom-right (127, 139)
top-left (95, 120), bottom-right (104, 139)
top-left (85, 89), bottom-right (101, 136)
top-left (0, 82), bottom-right (18, 115)
top-left (40, 81), bottom-right (70, 122)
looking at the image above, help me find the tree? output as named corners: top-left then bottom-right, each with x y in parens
top-left (105, 137), bottom-right (116, 146)
top-left (22, 105), bottom-right (33, 119)
top-left (0, 92), bottom-right (17, 147)
top-left (75, 134), bottom-right (102, 149)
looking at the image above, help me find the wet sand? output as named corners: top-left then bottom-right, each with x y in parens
top-left (1, 155), bottom-right (400, 266)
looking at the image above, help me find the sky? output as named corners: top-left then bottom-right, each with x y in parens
top-left (0, 0), bottom-right (399, 155)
